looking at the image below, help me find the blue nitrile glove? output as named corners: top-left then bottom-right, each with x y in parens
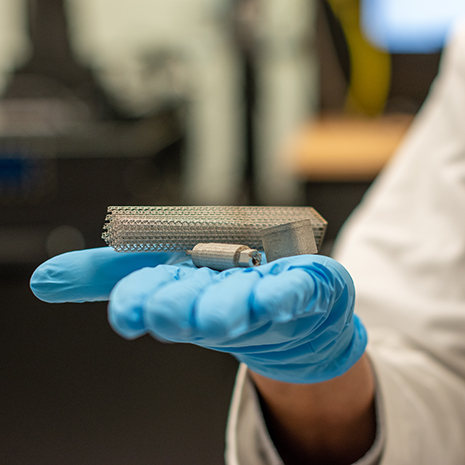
top-left (30, 247), bottom-right (367, 384)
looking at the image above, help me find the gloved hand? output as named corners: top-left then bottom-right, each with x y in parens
top-left (30, 247), bottom-right (367, 384)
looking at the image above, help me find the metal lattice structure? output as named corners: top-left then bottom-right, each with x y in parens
top-left (102, 206), bottom-right (327, 252)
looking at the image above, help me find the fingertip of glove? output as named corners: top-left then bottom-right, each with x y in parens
top-left (252, 269), bottom-right (316, 321)
top-left (194, 300), bottom-right (250, 339)
top-left (30, 262), bottom-right (62, 303)
top-left (193, 271), bottom-right (261, 338)
top-left (141, 267), bottom-right (218, 340)
top-left (29, 248), bottom-right (112, 303)
top-left (194, 311), bottom-right (231, 338)
top-left (106, 264), bottom-right (199, 340)
top-left (108, 299), bottom-right (147, 340)
top-left (143, 301), bottom-right (187, 341)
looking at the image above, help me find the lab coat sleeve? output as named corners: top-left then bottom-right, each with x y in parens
top-left (225, 18), bottom-right (465, 465)
top-left (331, 17), bottom-right (465, 463)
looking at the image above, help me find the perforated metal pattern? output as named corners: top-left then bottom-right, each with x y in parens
top-left (102, 206), bottom-right (327, 252)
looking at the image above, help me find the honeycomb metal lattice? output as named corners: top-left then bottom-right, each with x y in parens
top-left (102, 206), bottom-right (327, 253)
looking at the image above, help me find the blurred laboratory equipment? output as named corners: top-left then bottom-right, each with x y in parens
top-left (362, 0), bottom-right (465, 53)
top-left (70, 0), bottom-right (317, 204)
top-left (0, 0), bottom-right (184, 267)
top-left (237, 0), bottom-right (319, 204)
top-left (68, 0), bottom-right (320, 205)
top-left (285, 0), bottom-right (442, 245)
top-left (67, 0), bottom-right (245, 205)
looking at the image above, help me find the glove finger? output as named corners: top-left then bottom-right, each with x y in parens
top-left (193, 269), bottom-right (262, 339)
top-left (142, 267), bottom-right (218, 342)
top-left (108, 264), bottom-right (195, 339)
top-left (251, 268), bottom-right (319, 323)
top-left (30, 247), bottom-right (188, 303)
top-left (257, 254), bottom-right (341, 275)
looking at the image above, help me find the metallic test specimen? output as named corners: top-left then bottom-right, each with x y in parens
top-left (261, 219), bottom-right (318, 262)
top-left (102, 206), bottom-right (327, 270)
top-left (187, 243), bottom-right (262, 271)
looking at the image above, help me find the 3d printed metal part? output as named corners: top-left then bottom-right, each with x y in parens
top-left (102, 206), bottom-right (327, 270)
top-left (187, 243), bottom-right (262, 271)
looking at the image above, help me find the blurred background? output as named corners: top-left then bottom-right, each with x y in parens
top-left (0, 0), bottom-right (458, 463)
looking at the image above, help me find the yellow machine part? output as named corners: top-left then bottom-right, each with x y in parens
top-left (327, 0), bottom-right (391, 116)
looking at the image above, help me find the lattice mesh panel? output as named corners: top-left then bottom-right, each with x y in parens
top-left (102, 206), bottom-right (327, 252)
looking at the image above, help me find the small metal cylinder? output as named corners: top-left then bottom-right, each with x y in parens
top-left (188, 243), bottom-right (262, 271)
top-left (261, 219), bottom-right (317, 262)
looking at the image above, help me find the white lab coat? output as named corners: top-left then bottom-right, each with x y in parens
top-left (225, 19), bottom-right (465, 465)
